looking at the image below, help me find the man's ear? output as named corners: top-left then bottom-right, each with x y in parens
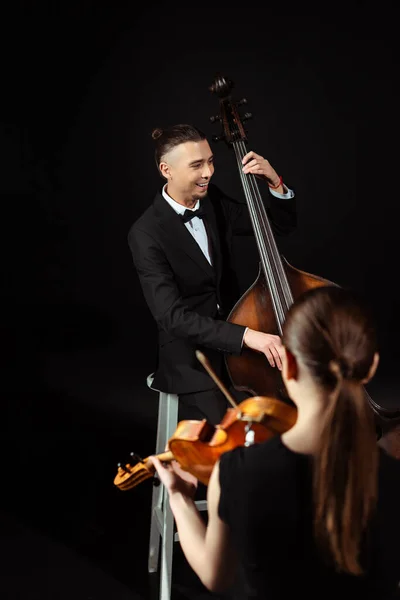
top-left (159, 161), bottom-right (171, 180)
top-left (283, 347), bottom-right (299, 382)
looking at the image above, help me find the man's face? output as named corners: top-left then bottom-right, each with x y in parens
top-left (160, 139), bottom-right (215, 202)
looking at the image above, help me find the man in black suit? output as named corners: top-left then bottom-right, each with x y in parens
top-left (128, 124), bottom-right (296, 424)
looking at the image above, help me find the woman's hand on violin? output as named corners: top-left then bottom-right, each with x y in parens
top-left (242, 151), bottom-right (282, 189)
top-left (149, 455), bottom-right (198, 499)
top-left (243, 329), bottom-right (284, 370)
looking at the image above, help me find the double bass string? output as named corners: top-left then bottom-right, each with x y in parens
top-left (231, 141), bottom-right (284, 326)
top-left (237, 139), bottom-right (293, 311)
top-left (233, 145), bottom-right (286, 333)
top-left (231, 140), bottom-right (292, 332)
top-left (237, 139), bottom-right (293, 312)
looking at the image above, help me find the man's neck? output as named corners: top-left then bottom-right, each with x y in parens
top-left (165, 184), bottom-right (198, 209)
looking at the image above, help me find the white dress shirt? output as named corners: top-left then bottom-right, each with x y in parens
top-left (162, 185), bottom-right (213, 265)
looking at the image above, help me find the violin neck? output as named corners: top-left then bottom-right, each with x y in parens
top-left (233, 141), bottom-right (293, 334)
top-left (141, 450), bottom-right (175, 473)
top-left (152, 450), bottom-right (174, 464)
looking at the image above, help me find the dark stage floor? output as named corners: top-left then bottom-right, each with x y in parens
top-left (1, 338), bottom-right (399, 599)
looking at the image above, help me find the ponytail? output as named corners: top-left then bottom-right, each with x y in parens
top-left (313, 362), bottom-right (378, 574)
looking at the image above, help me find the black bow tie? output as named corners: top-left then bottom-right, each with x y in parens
top-left (181, 207), bottom-right (206, 223)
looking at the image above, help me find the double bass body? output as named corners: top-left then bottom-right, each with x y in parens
top-left (225, 257), bottom-right (335, 400)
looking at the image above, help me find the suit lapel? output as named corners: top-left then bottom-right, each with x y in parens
top-left (153, 192), bottom-right (216, 279)
top-left (201, 194), bottom-right (222, 284)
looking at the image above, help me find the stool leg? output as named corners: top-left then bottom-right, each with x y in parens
top-left (160, 492), bottom-right (174, 600)
top-left (164, 391), bottom-right (179, 439)
top-left (148, 391), bottom-right (168, 573)
top-left (148, 386), bottom-right (180, 599)
top-left (148, 489), bottom-right (163, 572)
top-left (159, 392), bottom-right (179, 598)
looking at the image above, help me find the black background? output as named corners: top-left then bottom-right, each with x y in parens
top-left (1, 3), bottom-right (399, 599)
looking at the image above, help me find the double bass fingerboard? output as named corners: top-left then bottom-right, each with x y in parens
top-left (232, 140), bottom-right (294, 335)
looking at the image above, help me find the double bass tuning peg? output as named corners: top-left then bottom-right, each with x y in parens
top-left (210, 115), bottom-right (220, 123)
top-left (238, 98), bottom-right (247, 106)
top-left (242, 112), bottom-right (253, 122)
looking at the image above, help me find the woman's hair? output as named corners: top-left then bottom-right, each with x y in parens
top-left (151, 124), bottom-right (206, 173)
top-left (282, 285), bottom-right (378, 575)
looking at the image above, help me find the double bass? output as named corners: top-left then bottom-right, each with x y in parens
top-left (208, 74), bottom-right (400, 435)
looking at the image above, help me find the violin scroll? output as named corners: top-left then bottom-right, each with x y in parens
top-left (114, 450), bottom-right (173, 491)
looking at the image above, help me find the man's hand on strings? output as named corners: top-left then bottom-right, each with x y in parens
top-left (242, 151), bottom-right (281, 188)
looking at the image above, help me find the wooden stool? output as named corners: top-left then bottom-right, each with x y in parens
top-left (147, 374), bottom-right (207, 600)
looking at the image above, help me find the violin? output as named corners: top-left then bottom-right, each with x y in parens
top-left (114, 395), bottom-right (297, 490)
top-left (114, 352), bottom-right (297, 491)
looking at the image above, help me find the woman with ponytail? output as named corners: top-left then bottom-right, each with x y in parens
top-left (151, 285), bottom-right (400, 598)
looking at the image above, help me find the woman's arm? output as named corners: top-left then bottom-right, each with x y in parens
top-left (150, 457), bottom-right (238, 593)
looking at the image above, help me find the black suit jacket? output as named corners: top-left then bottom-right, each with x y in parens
top-left (128, 183), bottom-right (297, 394)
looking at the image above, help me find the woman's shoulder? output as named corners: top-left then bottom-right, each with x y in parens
top-left (219, 435), bottom-right (308, 477)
